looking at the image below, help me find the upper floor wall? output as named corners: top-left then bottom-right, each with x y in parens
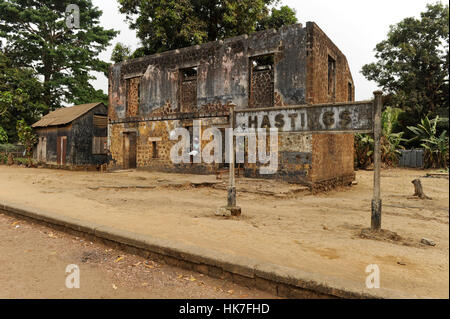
top-left (109, 22), bottom-right (354, 122)
top-left (305, 22), bottom-right (354, 104)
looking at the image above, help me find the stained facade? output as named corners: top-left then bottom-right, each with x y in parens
top-left (108, 22), bottom-right (355, 189)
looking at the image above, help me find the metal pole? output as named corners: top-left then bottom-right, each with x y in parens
top-left (226, 104), bottom-right (241, 216)
top-left (371, 91), bottom-right (383, 230)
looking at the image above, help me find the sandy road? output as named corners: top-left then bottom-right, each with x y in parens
top-left (0, 166), bottom-right (448, 298)
top-left (0, 212), bottom-right (275, 299)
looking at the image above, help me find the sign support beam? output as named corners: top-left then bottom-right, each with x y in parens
top-left (371, 91), bottom-right (383, 230)
top-left (226, 104), bottom-right (241, 216)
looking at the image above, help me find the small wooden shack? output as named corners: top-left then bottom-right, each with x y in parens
top-left (32, 102), bottom-right (108, 167)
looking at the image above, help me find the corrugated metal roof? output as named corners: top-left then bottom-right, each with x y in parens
top-left (32, 102), bottom-right (104, 128)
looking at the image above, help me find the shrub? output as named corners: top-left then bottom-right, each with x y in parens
top-left (408, 116), bottom-right (449, 168)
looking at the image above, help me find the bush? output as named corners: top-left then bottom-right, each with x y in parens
top-left (408, 116), bottom-right (449, 168)
top-left (354, 133), bottom-right (373, 169)
top-left (381, 107), bottom-right (406, 166)
top-left (0, 127), bottom-right (7, 144)
top-left (354, 107), bottom-right (406, 168)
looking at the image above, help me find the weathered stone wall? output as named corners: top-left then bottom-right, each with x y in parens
top-left (108, 23), bottom-right (308, 121)
top-left (109, 118), bottom-right (228, 174)
top-left (306, 22), bottom-right (355, 187)
top-left (244, 133), bottom-right (313, 185)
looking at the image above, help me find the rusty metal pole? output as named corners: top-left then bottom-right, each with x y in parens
top-left (226, 104), bottom-right (241, 216)
top-left (371, 91), bottom-right (383, 230)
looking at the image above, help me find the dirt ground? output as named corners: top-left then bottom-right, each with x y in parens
top-left (0, 165), bottom-right (448, 298)
top-left (0, 212), bottom-right (275, 298)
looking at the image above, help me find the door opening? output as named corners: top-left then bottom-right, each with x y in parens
top-left (123, 132), bottom-right (137, 169)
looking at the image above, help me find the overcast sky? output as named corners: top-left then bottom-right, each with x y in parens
top-left (91, 0), bottom-right (434, 101)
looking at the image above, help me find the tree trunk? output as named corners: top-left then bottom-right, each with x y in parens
top-left (411, 179), bottom-right (431, 199)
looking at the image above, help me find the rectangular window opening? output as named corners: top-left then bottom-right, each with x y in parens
top-left (93, 114), bottom-right (107, 128)
top-left (328, 55), bottom-right (336, 98)
top-left (126, 76), bottom-right (141, 117)
top-left (249, 54), bottom-right (274, 108)
top-left (348, 82), bottom-right (353, 102)
top-left (179, 66), bottom-right (198, 113)
top-left (152, 141), bottom-right (158, 158)
top-left (92, 136), bottom-right (107, 155)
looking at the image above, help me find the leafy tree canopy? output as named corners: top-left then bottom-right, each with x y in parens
top-left (111, 42), bottom-right (132, 63)
top-left (0, 126), bottom-right (8, 144)
top-left (257, 5), bottom-right (298, 31)
top-left (362, 2), bottom-right (449, 125)
top-left (0, 0), bottom-right (118, 110)
top-left (0, 49), bottom-right (47, 142)
top-left (118, 0), bottom-right (298, 57)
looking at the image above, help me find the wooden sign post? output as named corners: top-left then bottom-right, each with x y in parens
top-left (227, 104), bottom-right (241, 216)
top-left (371, 91), bottom-right (383, 230)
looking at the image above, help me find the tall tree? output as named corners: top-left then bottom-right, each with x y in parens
top-left (0, 0), bottom-right (118, 110)
top-left (118, 0), bottom-right (297, 57)
top-left (0, 49), bottom-right (46, 142)
top-left (362, 2), bottom-right (449, 126)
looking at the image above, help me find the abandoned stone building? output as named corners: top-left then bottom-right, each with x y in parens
top-left (108, 22), bottom-right (355, 188)
top-left (33, 102), bottom-right (108, 167)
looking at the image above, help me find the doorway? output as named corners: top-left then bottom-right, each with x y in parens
top-left (56, 136), bottom-right (67, 165)
top-left (123, 132), bottom-right (137, 169)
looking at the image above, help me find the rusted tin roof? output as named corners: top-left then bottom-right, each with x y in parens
top-left (32, 102), bottom-right (104, 128)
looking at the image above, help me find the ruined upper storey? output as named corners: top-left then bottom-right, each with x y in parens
top-left (109, 22), bottom-right (354, 122)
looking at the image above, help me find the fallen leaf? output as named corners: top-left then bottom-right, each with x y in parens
top-left (143, 264), bottom-right (154, 269)
top-left (11, 221), bottom-right (19, 226)
top-left (239, 294), bottom-right (249, 298)
top-left (48, 232), bottom-right (58, 238)
top-left (133, 262), bottom-right (142, 267)
top-left (227, 290), bottom-right (234, 294)
top-left (177, 274), bottom-right (183, 279)
top-left (115, 256), bottom-right (124, 263)
top-left (112, 284), bottom-right (117, 290)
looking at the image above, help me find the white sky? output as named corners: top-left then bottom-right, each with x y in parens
top-left (91, 0), bottom-right (434, 101)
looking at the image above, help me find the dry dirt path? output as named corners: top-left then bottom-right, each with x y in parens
top-left (0, 212), bottom-right (274, 299)
top-left (0, 166), bottom-right (448, 298)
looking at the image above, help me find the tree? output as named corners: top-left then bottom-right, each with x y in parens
top-left (0, 50), bottom-right (47, 142)
top-left (0, 126), bottom-right (7, 144)
top-left (0, 0), bottom-right (118, 110)
top-left (257, 5), bottom-right (298, 31)
top-left (111, 42), bottom-right (132, 63)
top-left (16, 118), bottom-right (37, 166)
top-left (118, 0), bottom-right (298, 57)
top-left (362, 2), bottom-right (449, 130)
